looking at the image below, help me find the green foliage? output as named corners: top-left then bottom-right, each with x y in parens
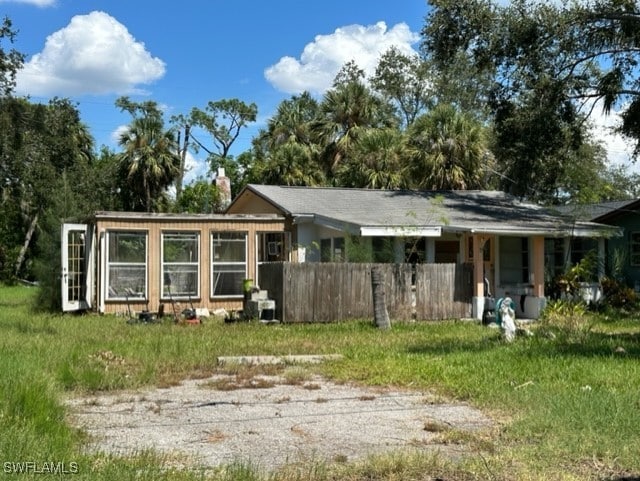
top-left (0, 16), bottom-right (25, 97)
top-left (190, 98), bottom-right (258, 163)
top-left (407, 103), bottom-right (491, 190)
top-left (421, 0), bottom-right (640, 202)
top-left (600, 275), bottom-right (638, 309)
top-left (344, 234), bottom-right (372, 263)
top-left (0, 97), bottom-right (96, 282)
top-left (175, 178), bottom-right (220, 213)
top-left (539, 299), bottom-right (592, 338)
top-left (116, 97), bottom-right (180, 212)
top-left (554, 250), bottom-right (600, 298)
top-left (370, 46), bottom-right (434, 127)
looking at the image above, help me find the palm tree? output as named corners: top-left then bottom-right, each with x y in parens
top-left (251, 141), bottom-right (325, 186)
top-left (312, 81), bottom-right (398, 177)
top-left (336, 128), bottom-right (409, 189)
top-left (407, 104), bottom-right (490, 190)
top-left (264, 92), bottom-right (319, 148)
top-left (117, 115), bottom-right (180, 212)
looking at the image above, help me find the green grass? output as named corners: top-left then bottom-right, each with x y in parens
top-left (1, 284), bottom-right (640, 480)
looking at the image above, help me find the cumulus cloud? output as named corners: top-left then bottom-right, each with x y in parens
top-left (16, 11), bottom-right (165, 97)
top-left (586, 100), bottom-right (636, 170)
top-left (265, 21), bottom-right (419, 95)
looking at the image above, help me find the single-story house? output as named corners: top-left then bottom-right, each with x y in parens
top-left (555, 199), bottom-right (640, 289)
top-left (226, 185), bottom-right (621, 319)
top-left (62, 211), bottom-right (288, 315)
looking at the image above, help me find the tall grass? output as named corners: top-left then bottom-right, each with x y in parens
top-left (1, 284), bottom-right (639, 479)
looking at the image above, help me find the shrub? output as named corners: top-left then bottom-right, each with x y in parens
top-left (539, 299), bottom-right (592, 338)
top-left (600, 276), bottom-right (638, 309)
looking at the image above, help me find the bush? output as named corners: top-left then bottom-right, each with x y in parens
top-left (600, 276), bottom-right (638, 309)
top-left (539, 299), bottom-right (592, 338)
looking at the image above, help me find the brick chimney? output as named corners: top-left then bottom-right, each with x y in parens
top-left (215, 167), bottom-right (231, 210)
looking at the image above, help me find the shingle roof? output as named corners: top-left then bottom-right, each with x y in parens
top-left (553, 199), bottom-right (640, 222)
top-left (234, 185), bottom-right (619, 238)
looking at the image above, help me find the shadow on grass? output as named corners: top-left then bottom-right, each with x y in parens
top-left (1, 320), bottom-right (58, 335)
top-left (406, 328), bottom-right (640, 359)
top-left (406, 330), bottom-right (504, 356)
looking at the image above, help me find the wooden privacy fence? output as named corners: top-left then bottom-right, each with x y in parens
top-left (258, 262), bottom-right (473, 323)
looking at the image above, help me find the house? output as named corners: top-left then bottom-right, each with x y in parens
top-left (61, 211), bottom-right (288, 315)
top-left (555, 199), bottom-right (640, 289)
top-left (227, 185), bottom-right (620, 319)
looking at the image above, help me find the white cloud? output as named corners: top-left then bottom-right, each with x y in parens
top-left (110, 124), bottom-right (129, 145)
top-left (183, 151), bottom-right (209, 185)
top-left (0, 0), bottom-right (55, 6)
top-left (586, 100), bottom-right (637, 171)
top-left (16, 11), bottom-right (165, 97)
top-left (265, 21), bottom-right (419, 95)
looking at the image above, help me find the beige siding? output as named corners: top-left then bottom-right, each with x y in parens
top-left (226, 190), bottom-right (283, 215)
top-left (96, 216), bottom-right (285, 315)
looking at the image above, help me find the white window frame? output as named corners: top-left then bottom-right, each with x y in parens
top-left (211, 231), bottom-right (247, 298)
top-left (106, 230), bottom-right (148, 300)
top-left (320, 237), bottom-right (345, 262)
top-left (161, 231), bottom-right (200, 300)
top-left (499, 236), bottom-right (530, 285)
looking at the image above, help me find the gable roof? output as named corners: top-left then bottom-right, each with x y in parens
top-left (228, 185), bottom-right (620, 238)
top-left (554, 199), bottom-right (640, 223)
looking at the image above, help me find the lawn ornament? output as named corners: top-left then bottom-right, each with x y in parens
top-left (497, 296), bottom-right (516, 342)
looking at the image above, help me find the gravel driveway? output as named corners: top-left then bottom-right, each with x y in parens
top-left (66, 372), bottom-right (492, 473)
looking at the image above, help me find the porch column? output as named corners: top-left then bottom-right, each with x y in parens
top-left (532, 236), bottom-right (545, 298)
top-left (598, 237), bottom-right (606, 279)
top-left (527, 235), bottom-right (547, 319)
top-left (472, 234), bottom-right (484, 320)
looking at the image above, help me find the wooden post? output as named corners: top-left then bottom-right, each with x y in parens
top-left (371, 266), bottom-right (391, 329)
top-left (532, 236), bottom-right (545, 298)
top-left (473, 234), bottom-right (484, 298)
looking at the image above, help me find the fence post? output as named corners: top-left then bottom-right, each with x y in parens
top-left (371, 266), bottom-right (391, 329)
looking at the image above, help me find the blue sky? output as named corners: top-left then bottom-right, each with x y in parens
top-left (2, 0), bottom-right (636, 181)
top-left (3, 0), bottom-right (427, 181)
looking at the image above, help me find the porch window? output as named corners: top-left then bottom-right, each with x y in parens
top-left (257, 232), bottom-right (287, 263)
top-left (570, 237), bottom-right (598, 266)
top-left (106, 231), bottom-right (147, 300)
top-left (211, 232), bottom-right (247, 297)
top-left (499, 236), bottom-right (529, 284)
top-left (372, 237), bottom-right (395, 262)
top-left (630, 232), bottom-right (640, 266)
top-left (320, 237), bottom-right (344, 262)
top-left (434, 240), bottom-right (459, 263)
top-left (162, 232), bottom-right (199, 299)
top-left (544, 238), bottom-right (566, 281)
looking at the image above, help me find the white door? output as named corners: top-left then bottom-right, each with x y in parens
top-left (61, 223), bottom-right (94, 311)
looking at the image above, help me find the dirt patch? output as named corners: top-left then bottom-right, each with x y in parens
top-left (65, 374), bottom-right (493, 472)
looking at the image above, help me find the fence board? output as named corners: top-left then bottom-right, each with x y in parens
top-left (258, 262), bottom-right (472, 323)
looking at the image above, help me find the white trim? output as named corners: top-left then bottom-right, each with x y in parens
top-left (470, 227), bottom-right (621, 237)
top-left (360, 226), bottom-right (442, 237)
top-left (161, 230), bottom-right (200, 300)
top-left (210, 231), bottom-right (247, 299)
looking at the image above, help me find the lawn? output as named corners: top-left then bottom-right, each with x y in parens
top-left (1, 284), bottom-right (639, 480)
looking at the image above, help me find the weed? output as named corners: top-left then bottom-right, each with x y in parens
top-left (2, 286), bottom-right (640, 479)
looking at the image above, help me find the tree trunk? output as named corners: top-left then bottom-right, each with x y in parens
top-left (14, 213), bottom-right (38, 277)
top-left (175, 124), bottom-right (190, 202)
top-left (371, 266), bottom-right (391, 329)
